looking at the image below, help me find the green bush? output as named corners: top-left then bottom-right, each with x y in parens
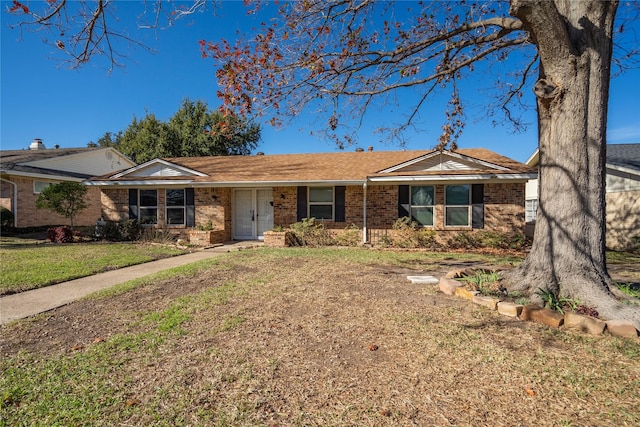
top-left (102, 220), bottom-right (141, 241)
top-left (0, 207), bottom-right (14, 230)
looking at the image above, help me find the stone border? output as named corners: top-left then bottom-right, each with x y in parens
top-left (422, 272), bottom-right (640, 340)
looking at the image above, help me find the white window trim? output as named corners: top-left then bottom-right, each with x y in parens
top-left (308, 186), bottom-right (334, 221)
top-left (444, 184), bottom-right (471, 227)
top-left (410, 185), bottom-right (435, 227)
top-left (525, 199), bottom-right (538, 222)
top-left (33, 181), bottom-right (55, 194)
top-left (165, 189), bottom-right (186, 226)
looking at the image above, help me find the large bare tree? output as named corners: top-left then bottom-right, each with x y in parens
top-left (7, 0), bottom-right (639, 328)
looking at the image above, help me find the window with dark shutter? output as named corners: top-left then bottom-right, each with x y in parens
top-left (128, 189), bottom-right (138, 220)
top-left (398, 185), bottom-right (410, 218)
top-left (334, 186), bottom-right (346, 222)
top-left (186, 188), bottom-right (195, 227)
top-left (297, 186), bottom-right (308, 221)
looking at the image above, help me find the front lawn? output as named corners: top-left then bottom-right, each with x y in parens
top-left (1, 248), bottom-right (638, 426)
top-left (0, 239), bottom-right (187, 294)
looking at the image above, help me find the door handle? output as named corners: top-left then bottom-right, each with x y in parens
top-left (251, 210), bottom-right (255, 221)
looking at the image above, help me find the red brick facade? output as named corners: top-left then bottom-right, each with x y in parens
top-left (99, 182), bottom-right (525, 243)
top-left (1, 175), bottom-right (103, 228)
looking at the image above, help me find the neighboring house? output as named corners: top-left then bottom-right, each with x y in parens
top-left (525, 143), bottom-right (640, 251)
top-left (0, 139), bottom-right (135, 228)
top-left (85, 148), bottom-right (536, 244)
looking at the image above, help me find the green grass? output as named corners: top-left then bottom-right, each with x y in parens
top-left (606, 250), bottom-right (640, 264)
top-left (0, 241), bottom-right (186, 294)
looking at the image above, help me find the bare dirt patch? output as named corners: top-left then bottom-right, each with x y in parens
top-left (2, 249), bottom-right (639, 426)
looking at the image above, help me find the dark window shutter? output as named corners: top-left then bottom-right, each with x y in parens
top-left (297, 186), bottom-right (308, 221)
top-left (398, 185), bottom-right (410, 218)
top-left (334, 186), bottom-right (346, 222)
top-left (128, 189), bottom-right (138, 220)
top-left (471, 184), bottom-right (484, 229)
top-left (185, 188), bottom-right (195, 227)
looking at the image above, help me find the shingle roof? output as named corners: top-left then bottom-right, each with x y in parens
top-left (153, 148), bottom-right (535, 184)
top-left (607, 144), bottom-right (640, 172)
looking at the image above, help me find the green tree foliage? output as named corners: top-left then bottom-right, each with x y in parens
top-left (97, 99), bottom-right (260, 163)
top-left (35, 182), bottom-right (88, 229)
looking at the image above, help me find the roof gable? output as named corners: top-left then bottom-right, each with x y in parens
top-left (1, 147), bottom-right (134, 179)
top-left (112, 159), bottom-right (207, 179)
top-left (378, 150), bottom-right (510, 174)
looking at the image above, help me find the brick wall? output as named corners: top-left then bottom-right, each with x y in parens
top-left (4, 175), bottom-right (102, 228)
top-left (270, 182), bottom-right (525, 236)
top-left (484, 183), bottom-right (526, 233)
top-left (100, 187), bottom-right (233, 242)
top-left (98, 182), bottom-right (526, 244)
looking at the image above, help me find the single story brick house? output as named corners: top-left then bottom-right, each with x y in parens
top-left (525, 143), bottom-right (640, 251)
top-left (0, 139), bottom-right (135, 228)
top-left (85, 148), bottom-right (536, 244)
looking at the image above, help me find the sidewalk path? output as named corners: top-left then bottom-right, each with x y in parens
top-left (0, 242), bottom-right (262, 325)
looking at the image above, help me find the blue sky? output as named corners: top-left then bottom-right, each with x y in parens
top-left (2, 1), bottom-right (639, 163)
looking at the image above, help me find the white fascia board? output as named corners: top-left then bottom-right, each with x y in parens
top-left (378, 150), bottom-right (510, 173)
top-left (606, 164), bottom-right (640, 179)
top-left (110, 159), bottom-right (207, 178)
top-left (0, 170), bottom-right (85, 182)
top-left (85, 179), bottom-right (366, 187)
top-left (84, 179), bottom-right (195, 187)
top-left (378, 152), bottom-right (440, 173)
top-left (525, 149), bottom-right (540, 167)
top-left (189, 180), bottom-right (365, 188)
top-left (367, 173), bottom-right (537, 184)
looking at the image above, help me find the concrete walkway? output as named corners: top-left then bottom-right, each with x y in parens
top-left (0, 242), bottom-right (262, 325)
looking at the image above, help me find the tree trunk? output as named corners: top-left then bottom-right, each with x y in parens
top-left (507, 0), bottom-right (640, 329)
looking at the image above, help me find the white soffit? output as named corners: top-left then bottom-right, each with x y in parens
top-left (379, 151), bottom-right (510, 173)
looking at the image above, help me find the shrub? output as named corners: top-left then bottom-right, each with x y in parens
top-left (102, 220), bottom-right (141, 241)
top-left (0, 207), bottom-right (14, 230)
top-left (289, 218), bottom-right (334, 247)
top-left (333, 224), bottom-right (361, 247)
top-left (139, 226), bottom-right (176, 244)
top-left (446, 231), bottom-right (530, 251)
top-left (390, 217), bottom-right (422, 248)
top-left (448, 231), bottom-right (482, 249)
top-left (47, 226), bottom-right (74, 243)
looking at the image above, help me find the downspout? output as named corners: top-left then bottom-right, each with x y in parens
top-left (362, 181), bottom-right (367, 244)
top-left (1, 177), bottom-right (18, 228)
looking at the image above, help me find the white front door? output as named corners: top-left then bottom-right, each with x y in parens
top-left (233, 188), bottom-right (273, 240)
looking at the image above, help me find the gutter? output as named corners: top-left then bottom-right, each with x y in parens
top-left (84, 179), bottom-right (368, 187)
top-left (0, 177), bottom-right (18, 227)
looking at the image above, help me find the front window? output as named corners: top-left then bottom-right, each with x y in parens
top-left (166, 189), bottom-right (185, 225)
top-left (139, 189), bottom-right (158, 225)
top-left (309, 187), bottom-right (333, 220)
top-left (445, 185), bottom-right (470, 226)
top-left (410, 186), bottom-right (434, 226)
top-left (34, 181), bottom-right (54, 194)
